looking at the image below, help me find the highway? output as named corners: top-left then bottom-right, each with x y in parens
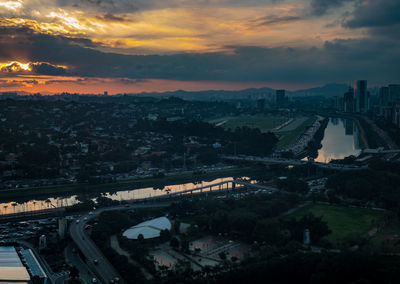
top-left (69, 202), bottom-right (170, 284)
top-left (222, 155), bottom-right (368, 171)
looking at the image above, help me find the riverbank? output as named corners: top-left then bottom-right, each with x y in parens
top-left (297, 117), bottom-right (329, 159)
top-left (0, 166), bottom-right (257, 202)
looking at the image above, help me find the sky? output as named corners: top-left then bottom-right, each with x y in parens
top-left (0, 0), bottom-right (399, 94)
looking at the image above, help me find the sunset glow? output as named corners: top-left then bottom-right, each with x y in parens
top-left (0, 0), bottom-right (399, 93)
top-left (0, 61), bottom-right (32, 72)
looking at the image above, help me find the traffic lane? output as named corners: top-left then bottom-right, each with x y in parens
top-left (65, 245), bottom-right (97, 284)
top-left (70, 203), bottom-right (171, 283)
top-left (70, 227), bottom-right (116, 284)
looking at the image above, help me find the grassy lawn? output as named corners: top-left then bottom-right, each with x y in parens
top-left (276, 116), bottom-right (316, 147)
top-left (290, 204), bottom-right (385, 242)
top-left (370, 216), bottom-right (400, 253)
top-left (218, 116), bottom-right (289, 133)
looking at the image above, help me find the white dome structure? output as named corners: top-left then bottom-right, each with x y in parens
top-left (123, 216), bottom-right (171, 240)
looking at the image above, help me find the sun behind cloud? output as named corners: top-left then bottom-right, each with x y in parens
top-left (0, 61), bottom-right (67, 75)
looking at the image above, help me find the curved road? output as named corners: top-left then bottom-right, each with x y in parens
top-left (69, 202), bottom-right (170, 284)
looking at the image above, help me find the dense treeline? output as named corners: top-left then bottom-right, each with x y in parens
top-left (170, 194), bottom-right (329, 245)
top-left (326, 161), bottom-right (400, 209)
top-left (213, 252), bottom-right (400, 284)
top-left (358, 117), bottom-right (386, 148)
top-left (376, 118), bottom-right (400, 146)
top-left (136, 118), bottom-right (278, 156)
top-left (156, 248), bottom-right (400, 284)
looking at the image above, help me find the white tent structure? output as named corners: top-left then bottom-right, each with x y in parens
top-left (123, 216), bottom-right (171, 239)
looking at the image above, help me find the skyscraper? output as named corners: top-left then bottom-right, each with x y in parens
top-left (379, 86), bottom-right (390, 106)
top-left (343, 87), bottom-right (355, 113)
top-left (389, 84), bottom-right (400, 102)
top-left (355, 80), bottom-right (369, 113)
top-left (276, 89), bottom-right (286, 107)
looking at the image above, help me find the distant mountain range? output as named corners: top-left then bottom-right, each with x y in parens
top-left (290, 83), bottom-right (350, 97)
top-left (128, 83), bottom-right (350, 101)
top-left (2, 83), bottom-right (352, 101)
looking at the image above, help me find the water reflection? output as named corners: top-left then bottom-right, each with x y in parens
top-left (315, 117), bottom-right (361, 163)
top-left (0, 177), bottom-right (236, 215)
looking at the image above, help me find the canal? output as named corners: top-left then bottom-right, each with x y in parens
top-left (315, 117), bottom-right (361, 163)
top-left (0, 177), bottom-right (239, 215)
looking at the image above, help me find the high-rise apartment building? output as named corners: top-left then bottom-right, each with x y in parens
top-left (276, 89), bottom-right (286, 107)
top-left (355, 80), bottom-right (369, 113)
top-left (343, 87), bottom-right (355, 113)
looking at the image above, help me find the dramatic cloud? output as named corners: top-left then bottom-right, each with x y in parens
top-left (1, 24), bottom-right (398, 85)
top-left (0, 0), bottom-right (398, 91)
top-left (249, 14), bottom-right (301, 27)
top-left (310, 0), bottom-right (355, 16)
top-left (0, 60), bottom-right (67, 75)
top-left (344, 0), bottom-right (400, 28)
top-left (30, 62), bottom-right (67, 75)
top-left (0, 79), bottom-right (38, 87)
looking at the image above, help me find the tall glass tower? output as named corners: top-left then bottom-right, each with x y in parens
top-left (355, 80), bottom-right (368, 113)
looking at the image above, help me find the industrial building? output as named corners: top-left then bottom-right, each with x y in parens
top-left (0, 246), bottom-right (30, 283)
top-left (0, 246), bottom-right (48, 283)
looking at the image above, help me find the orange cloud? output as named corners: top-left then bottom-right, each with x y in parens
top-left (0, 61), bottom-right (68, 75)
top-left (0, 61), bottom-right (31, 72)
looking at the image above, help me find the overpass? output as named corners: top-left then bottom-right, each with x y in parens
top-left (363, 148), bottom-right (400, 154)
top-left (222, 155), bottom-right (367, 171)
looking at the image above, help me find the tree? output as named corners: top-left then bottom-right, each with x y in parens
top-left (160, 229), bottom-right (171, 242)
top-left (69, 266), bottom-right (79, 279)
top-left (283, 213), bottom-right (331, 244)
top-left (137, 234), bottom-right (144, 243)
top-left (219, 252), bottom-right (227, 260)
top-left (170, 237), bottom-right (180, 249)
top-left (277, 178), bottom-right (309, 194)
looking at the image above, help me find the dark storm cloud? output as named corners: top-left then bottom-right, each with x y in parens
top-left (344, 0), bottom-right (400, 28)
top-left (1, 25), bottom-right (399, 85)
top-left (57, 0), bottom-right (281, 13)
top-left (310, 0), bottom-right (355, 15)
top-left (30, 62), bottom-right (67, 75)
top-left (59, 0), bottom-right (138, 13)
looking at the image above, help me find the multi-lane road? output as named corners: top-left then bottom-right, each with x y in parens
top-left (69, 202), bottom-right (170, 284)
top-left (222, 155), bottom-right (367, 171)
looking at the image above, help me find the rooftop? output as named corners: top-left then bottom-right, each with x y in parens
top-left (0, 247), bottom-right (30, 282)
top-left (123, 217), bottom-right (171, 240)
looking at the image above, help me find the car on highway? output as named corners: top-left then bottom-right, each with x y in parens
top-left (76, 220), bottom-right (80, 224)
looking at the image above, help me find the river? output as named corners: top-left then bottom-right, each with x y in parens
top-left (315, 117), bottom-right (361, 163)
top-left (0, 177), bottom-right (239, 216)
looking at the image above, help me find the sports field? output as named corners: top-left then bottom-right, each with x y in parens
top-left (290, 204), bottom-right (385, 242)
top-left (212, 116), bottom-right (289, 133)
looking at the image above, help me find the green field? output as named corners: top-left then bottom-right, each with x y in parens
top-left (214, 116), bottom-right (289, 133)
top-left (276, 116), bottom-right (316, 147)
top-left (290, 204), bottom-right (385, 242)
